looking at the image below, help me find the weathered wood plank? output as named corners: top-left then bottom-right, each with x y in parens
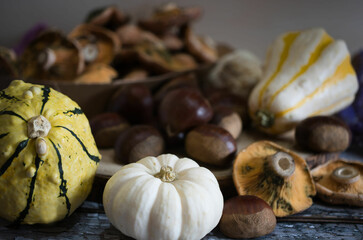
top-left (0, 200), bottom-right (361, 240)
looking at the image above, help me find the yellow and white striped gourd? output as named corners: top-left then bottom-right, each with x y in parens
top-left (248, 28), bottom-right (359, 135)
top-left (0, 80), bottom-right (101, 224)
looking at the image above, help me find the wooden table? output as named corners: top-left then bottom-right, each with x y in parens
top-left (0, 150), bottom-right (362, 240)
top-left (0, 199), bottom-right (362, 240)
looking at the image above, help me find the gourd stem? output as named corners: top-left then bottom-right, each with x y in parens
top-left (331, 166), bottom-right (360, 184)
top-left (28, 115), bottom-right (51, 139)
top-left (268, 151), bottom-right (295, 179)
top-left (255, 110), bottom-right (275, 128)
top-left (155, 166), bottom-right (176, 182)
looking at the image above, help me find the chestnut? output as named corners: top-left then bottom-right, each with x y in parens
top-left (114, 125), bottom-right (165, 164)
top-left (211, 106), bottom-right (242, 139)
top-left (89, 112), bottom-right (129, 148)
top-left (108, 84), bottom-right (154, 125)
top-left (219, 195), bottom-right (276, 239)
top-left (295, 116), bottom-right (352, 152)
top-left (206, 89), bottom-right (249, 126)
top-left (185, 124), bottom-right (236, 167)
top-left (153, 73), bottom-right (199, 108)
top-left (158, 88), bottom-right (213, 137)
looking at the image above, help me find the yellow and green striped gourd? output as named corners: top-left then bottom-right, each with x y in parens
top-left (0, 80), bottom-right (100, 224)
top-left (248, 28), bottom-right (358, 135)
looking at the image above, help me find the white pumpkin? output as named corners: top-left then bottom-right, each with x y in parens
top-left (103, 154), bottom-right (224, 240)
top-left (248, 28), bottom-right (359, 135)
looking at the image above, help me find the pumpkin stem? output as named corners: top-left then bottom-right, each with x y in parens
top-left (154, 166), bottom-right (176, 182)
top-left (28, 115), bottom-right (51, 139)
top-left (268, 151), bottom-right (295, 179)
top-left (331, 166), bottom-right (360, 184)
top-left (255, 110), bottom-right (274, 128)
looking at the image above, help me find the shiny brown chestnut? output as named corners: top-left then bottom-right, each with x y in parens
top-left (158, 88), bottom-right (213, 137)
top-left (108, 84), bottom-right (154, 125)
top-left (89, 112), bottom-right (129, 148)
top-left (153, 73), bottom-right (199, 108)
top-left (185, 124), bottom-right (236, 167)
top-left (206, 89), bottom-right (249, 126)
top-left (295, 116), bottom-right (352, 152)
top-left (211, 106), bottom-right (242, 139)
top-left (219, 195), bottom-right (276, 239)
top-left (114, 125), bottom-right (165, 164)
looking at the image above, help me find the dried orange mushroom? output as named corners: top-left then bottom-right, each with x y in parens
top-left (0, 46), bottom-right (18, 78)
top-left (69, 24), bottom-right (120, 66)
top-left (20, 30), bottom-right (84, 81)
top-left (136, 42), bottom-right (196, 74)
top-left (74, 63), bottom-right (117, 84)
top-left (85, 6), bottom-right (129, 31)
top-left (183, 25), bottom-right (218, 63)
top-left (233, 141), bottom-right (316, 217)
top-left (138, 3), bottom-right (202, 35)
top-left (311, 159), bottom-right (363, 207)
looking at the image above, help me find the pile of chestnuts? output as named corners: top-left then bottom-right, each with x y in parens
top-left (90, 73), bottom-right (247, 168)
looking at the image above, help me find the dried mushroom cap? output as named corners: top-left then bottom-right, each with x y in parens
top-left (116, 24), bottom-right (161, 46)
top-left (19, 29), bottom-right (84, 81)
top-left (121, 68), bottom-right (149, 82)
top-left (160, 33), bottom-right (184, 51)
top-left (74, 63), bottom-right (117, 84)
top-left (183, 25), bottom-right (218, 63)
top-left (233, 140), bottom-right (316, 217)
top-left (0, 46), bottom-right (18, 78)
top-left (138, 3), bottom-right (202, 34)
top-left (85, 6), bottom-right (129, 31)
top-left (311, 159), bottom-right (363, 207)
top-left (136, 42), bottom-right (196, 74)
top-left (69, 24), bottom-right (120, 65)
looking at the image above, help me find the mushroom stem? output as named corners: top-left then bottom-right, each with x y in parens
top-left (268, 151), bottom-right (295, 178)
top-left (331, 166), bottom-right (360, 184)
top-left (38, 48), bottom-right (56, 70)
top-left (154, 165), bottom-right (176, 182)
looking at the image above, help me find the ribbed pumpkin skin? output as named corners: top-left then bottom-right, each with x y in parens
top-left (0, 80), bottom-right (100, 224)
top-left (248, 28), bottom-right (359, 135)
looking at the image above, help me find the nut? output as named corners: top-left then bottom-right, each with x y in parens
top-left (295, 116), bottom-right (351, 152)
top-left (211, 106), bottom-right (242, 139)
top-left (108, 84), bottom-right (154, 125)
top-left (219, 195), bottom-right (276, 239)
top-left (185, 124), bottom-right (236, 167)
top-left (206, 89), bottom-right (249, 126)
top-left (114, 125), bottom-right (165, 163)
top-left (89, 112), bottom-right (129, 148)
top-left (158, 88), bottom-right (213, 137)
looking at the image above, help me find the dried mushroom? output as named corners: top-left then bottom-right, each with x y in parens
top-left (138, 3), bottom-right (202, 35)
top-left (121, 68), bottom-right (149, 82)
top-left (116, 24), bottom-right (160, 46)
top-left (0, 46), bottom-right (18, 78)
top-left (311, 159), bottom-right (363, 207)
top-left (69, 24), bottom-right (120, 65)
top-left (136, 41), bottom-right (196, 74)
top-left (183, 25), bottom-right (218, 63)
top-left (233, 140), bottom-right (316, 217)
top-left (160, 33), bottom-right (184, 51)
top-left (19, 30), bottom-right (84, 81)
top-left (74, 63), bottom-right (117, 84)
top-left (85, 6), bottom-right (129, 31)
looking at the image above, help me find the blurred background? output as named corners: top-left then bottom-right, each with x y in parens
top-left (1, 0), bottom-right (363, 60)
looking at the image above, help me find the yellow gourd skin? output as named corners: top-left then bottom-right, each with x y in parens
top-left (0, 80), bottom-right (101, 224)
top-left (248, 28), bottom-right (358, 135)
